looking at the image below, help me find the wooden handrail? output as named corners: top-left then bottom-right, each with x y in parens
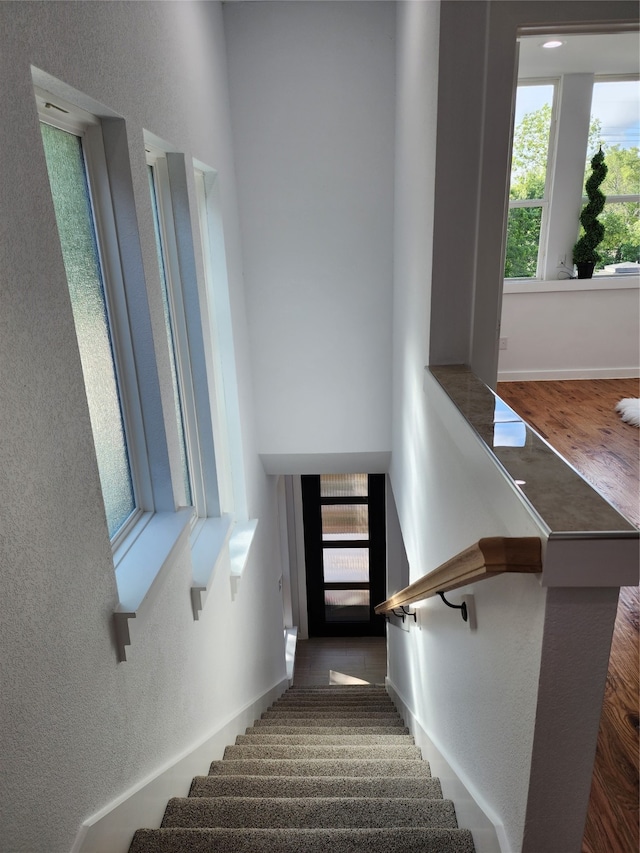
top-left (374, 537), bottom-right (542, 614)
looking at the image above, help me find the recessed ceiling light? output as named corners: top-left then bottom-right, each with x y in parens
top-left (542, 40), bottom-right (564, 49)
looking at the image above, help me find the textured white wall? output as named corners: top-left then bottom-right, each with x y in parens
top-left (0, 4), bottom-right (286, 851)
top-left (390, 3), bottom-right (635, 850)
top-left (499, 283), bottom-right (640, 380)
top-left (224, 1), bottom-right (395, 462)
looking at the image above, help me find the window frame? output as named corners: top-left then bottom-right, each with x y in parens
top-left (505, 73), bottom-right (640, 282)
top-left (193, 167), bottom-right (235, 517)
top-left (146, 147), bottom-right (201, 515)
top-left (35, 77), bottom-right (252, 656)
top-left (36, 89), bottom-right (153, 549)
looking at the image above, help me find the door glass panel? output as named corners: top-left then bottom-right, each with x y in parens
top-left (324, 589), bottom-right (370, 622)
top-left (320, 474), bottom-right (368, 498)
top-left (321, 504), bottom-right (368, 540)
top-left (323, 548), bottom-right (369, 583)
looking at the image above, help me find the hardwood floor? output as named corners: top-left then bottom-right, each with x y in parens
top-left (498, 378), bottom-right (639, 853)
top-left (293, 637), bottom-right (387, 687)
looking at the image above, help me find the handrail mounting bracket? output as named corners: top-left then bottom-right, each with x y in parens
top-left (437, 591), bottom-right (468, 622)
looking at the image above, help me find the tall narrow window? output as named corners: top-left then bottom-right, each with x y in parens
top-left (40, 120), bottom-right (136, 538)
top-left (587, 78), bottom-right (640, 270)
top-left (147, 158), bottom-right (193, 507)
top-left (504, 83), bottom-right (556, 278)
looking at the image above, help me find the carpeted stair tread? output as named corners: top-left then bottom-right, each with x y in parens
top-left (254, 717), bottom-right (406, 728)
top-left (223, 744), bottom-right (422, 760)
top-left (236, 733), bottom-right (415, 745)
top-left (208, 758), bottom-right (432, 777)
top-left (271, 702), bottom-right (398, 711)
top-left (129, 827), bottom-right (476, 853)
top-left (262, 710), bottom-right (402, 719)
top-left (161, 796), bottom-right (458, 829)
top-left (248, 723), bottom-right (410, 734)
top-left (285, 686), bottom-right (389, 692)
top-left (128, 685), bottom-right (475, 853)
top-left (271, 704), bottom-right (397, 711)
top-left (283, 687), bottom-right (388, 692)
top-left (274, 696), bottom-right (397, 704)
top-left (189, 774), bottom-right (443, 799)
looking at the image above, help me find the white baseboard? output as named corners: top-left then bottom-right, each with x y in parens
top-left (72, 677), bottom-right (289, 853)
top-left (386, 677), bottom-right (507, 853)
top-left (498, 367), bottom-right (639, 382)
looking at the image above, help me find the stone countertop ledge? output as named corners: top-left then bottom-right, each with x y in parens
top-left (429, 364), bottom-right (637, 538)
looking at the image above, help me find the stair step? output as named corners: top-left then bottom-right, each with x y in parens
top-left (208, 759), bottom-right (432, 777)
top-left (223, 744), bottom-right (422, 760)
top-left (275, 695), bottom-right (396, 703)
top-left (248, 724), bottom-right (410, 734)
top-left (127, 686), bottom-right (475, 853)
top-left (236, 733), bottom-right (415, 745)
top-left (129, 827), bottom-right (476, 853)
top-left (285, 685), bottom-right (389, 691)
top-left (285, 686), bottom-right (388, 690)
top-left (161, 796), bottom-right (458, 829)
top-left (254, 716), bottom-right (405, 727)
top-left (272, 703), bottom-right (397, 711)
top-left (189, 774), bottom-right (443, 799)
top-left (262, 709), bottom-right (402, 718)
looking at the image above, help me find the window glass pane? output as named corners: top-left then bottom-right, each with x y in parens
top-left (598, 201), bottom-right (640, 269)
top-left (324, 589), bottom-right (370, 622)
top-left (147, 165), bottom-right (192, 505)
top-left (509, 85), bottom-right (554, 201)
top-left (585, 81), bottom-right (639, 270)
top-left (589, 80), bottom-right (640, 155)
top-left (321, 504), bottom-right (368, 540)
top-left (504, 207), bottom-right (543, 278)
top-left (505, 84), bottom-right (554, 279)
top-left (320, 474), bottom-right (368, 498)
top-left (41, 122), bottom-right (135, 538)
top-left (323, 548), bottom-right (369, 583)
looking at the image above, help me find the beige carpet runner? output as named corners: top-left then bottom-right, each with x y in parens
top-left (128, 685), bottom-right (475, 852)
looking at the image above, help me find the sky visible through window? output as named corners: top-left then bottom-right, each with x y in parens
top-left (516, 80), bottom-right (639, 151)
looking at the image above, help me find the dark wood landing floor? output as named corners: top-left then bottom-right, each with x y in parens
top-left (293, 637), bottom-right (387, 687)
top-left (498, 378), bottom-right (639, 853)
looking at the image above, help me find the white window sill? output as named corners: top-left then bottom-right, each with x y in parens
top-left (113, 508), bottom-right (193, 662)
top-left (112, 511), bottom-right (259, 659)
top-left (190, 514), bottom-right (234, 620)
top-left (504, 275), bottom-right (639, 294)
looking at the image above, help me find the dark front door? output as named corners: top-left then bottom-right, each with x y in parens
top-left (301, 474), bottom-right (386, 637)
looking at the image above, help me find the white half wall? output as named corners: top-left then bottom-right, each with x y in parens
top-left (499, 279), bottom-right (640, 380)
top-left (389, 2), bottom-right (622, 850)
top-left (224, 1), bottom-right (396, 461)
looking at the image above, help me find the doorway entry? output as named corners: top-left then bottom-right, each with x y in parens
top-left (301, 474), bottom-right (386, 637)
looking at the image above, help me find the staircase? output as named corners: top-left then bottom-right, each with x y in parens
top-left (129, 685), bottom-right (475, 852)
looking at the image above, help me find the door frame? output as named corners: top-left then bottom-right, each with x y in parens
top-left (301, 474), bottom-right (386, 637)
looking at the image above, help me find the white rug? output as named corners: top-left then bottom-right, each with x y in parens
top-left (615, 398), bottom-right (640, 427)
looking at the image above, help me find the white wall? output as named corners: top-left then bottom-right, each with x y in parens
top-left (499, 280), bottom-right (640, 380)
top-left (390, 2), bottom-right (633, 850)
top-left (0, 4), bottom-right (286, 851)
top-left (224, 1), bottom-right (396, 465)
